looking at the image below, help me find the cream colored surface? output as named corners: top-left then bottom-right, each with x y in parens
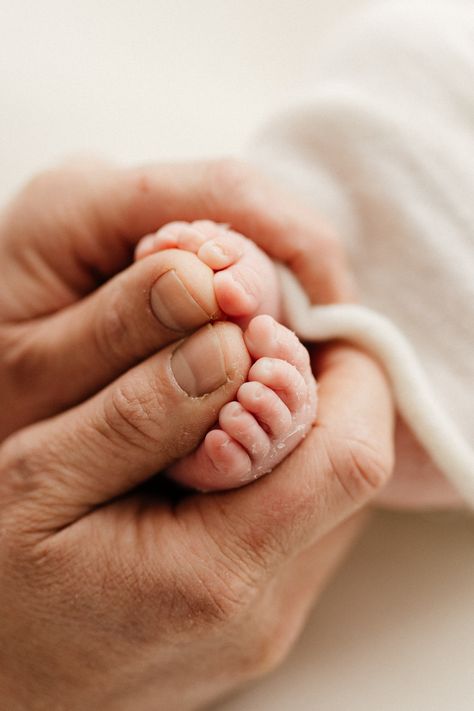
top-left (0, 0), bottom-right (380, 202)
top-left (1, 1), bottom-right (473, 709)
top-left (215, 512), bottom-right (474, 711)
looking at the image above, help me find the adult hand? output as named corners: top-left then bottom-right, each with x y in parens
top-left (0, 159), bottom-right (352, 439)
top-left (0, 160), bottom-right (393, 710)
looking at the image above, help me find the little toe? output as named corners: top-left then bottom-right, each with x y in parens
top-left (248, 358), bottom-right (307, 412)
top-left (237, 381), bottom-right (292, 438)
top-left (168, 430), bottom-right (252, 491)
top-left (219, 401), bottom-right (271, 461)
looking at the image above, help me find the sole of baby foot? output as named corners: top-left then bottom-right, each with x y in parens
top-left (135, 220), bottom-right (282, 328)
top-left (167, 314), bottom-right (317, 491)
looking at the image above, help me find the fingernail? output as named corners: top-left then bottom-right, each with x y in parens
top-left (151, 270), bottom-right (210, 331)
top-left (171, 325), bottom-right (227, 396)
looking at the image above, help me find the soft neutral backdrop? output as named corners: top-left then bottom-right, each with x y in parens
top-left (1, 1), bottom-right (473, 709)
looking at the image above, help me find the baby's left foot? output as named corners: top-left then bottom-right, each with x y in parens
top-left (135, 219), bottom-right (281, 328)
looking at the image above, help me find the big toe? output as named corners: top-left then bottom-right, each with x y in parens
top-left (214, 249), bottom-right (280, 327)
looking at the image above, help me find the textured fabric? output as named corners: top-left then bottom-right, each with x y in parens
top-left (251, 2), bottom-right (474, 503)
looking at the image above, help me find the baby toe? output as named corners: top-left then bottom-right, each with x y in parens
top-left (245, 315), bottom-right (311, 381)
top-left (218, 401), bottom-right (271, 461)
top-left (135, 221), bottom-right (213, 260)
top-left (191, 220), bottom-right (227, 239)
top-left (248, 358), bottom-right (307, 412)
top-left (165, 223), bottom-right (211, 253)
top-left (214, 264), bottom-right (262, 318)
top-left (210, 232), bottom-right (280, 324)
top-left (237, 381), bottom-right (292, 438)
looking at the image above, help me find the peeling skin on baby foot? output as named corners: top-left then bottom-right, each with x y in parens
top-left (168, 314), bottom-right (317, 492)
top-left (135, 220), bottom-right (316, 492)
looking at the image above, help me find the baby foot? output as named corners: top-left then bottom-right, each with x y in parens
top-left (135, 220), bottom-right (317, 491)
top-left (135, 220), bottom-right (281, 328)
top-left (168, 314), bottom-right (317, 491)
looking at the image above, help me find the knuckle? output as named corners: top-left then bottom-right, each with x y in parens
top-left (93, 283), bottom-right (133, 368)
top-left (103, 376), bottom-right (165, 452)
top-left (0, 432), bottom-right (58, 544)
top-left (333, 437), bottom-right (393, 504)
top-left (350, 439), bottom-right (393, 493)
top-left (0, 431), bottom-right (40, 502)
top-left (0, 325), bottom-right (41, 390)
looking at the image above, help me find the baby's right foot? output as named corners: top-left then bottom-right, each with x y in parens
top-left (168, 314), bottom-right (317, 491)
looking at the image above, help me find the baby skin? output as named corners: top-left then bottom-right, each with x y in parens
top-left (135, 220), bottom-right (317, 492)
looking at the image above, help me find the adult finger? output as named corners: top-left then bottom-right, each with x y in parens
top-left (0, 160), bottom-right (353, 323)
top-left (126, 160), bottom-right (355, 304)
top-left (0, 322), bottom-right (250, 531)
top-left (123, 160), bottom-right (356, 304)
top-left (3, 248), bottom-right (221, 436)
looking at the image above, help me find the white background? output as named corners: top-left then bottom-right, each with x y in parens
top-left (1, 0), bottom-right (381, 200)
top-left (1, 1), bottom-right (473, 709)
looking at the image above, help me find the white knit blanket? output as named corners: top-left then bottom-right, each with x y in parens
top-left (252, 2), bottom-right (474, 506)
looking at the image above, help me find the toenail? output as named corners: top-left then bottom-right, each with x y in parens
top-left (151, 270), bottom-right (210, 331)
top-left (171, 325), bottom-right (227, 397)
top-left (199, 239), bottom-right (242, 269)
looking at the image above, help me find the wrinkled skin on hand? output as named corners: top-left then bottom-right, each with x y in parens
top-left (0, 160), bottom-right (396, 710)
